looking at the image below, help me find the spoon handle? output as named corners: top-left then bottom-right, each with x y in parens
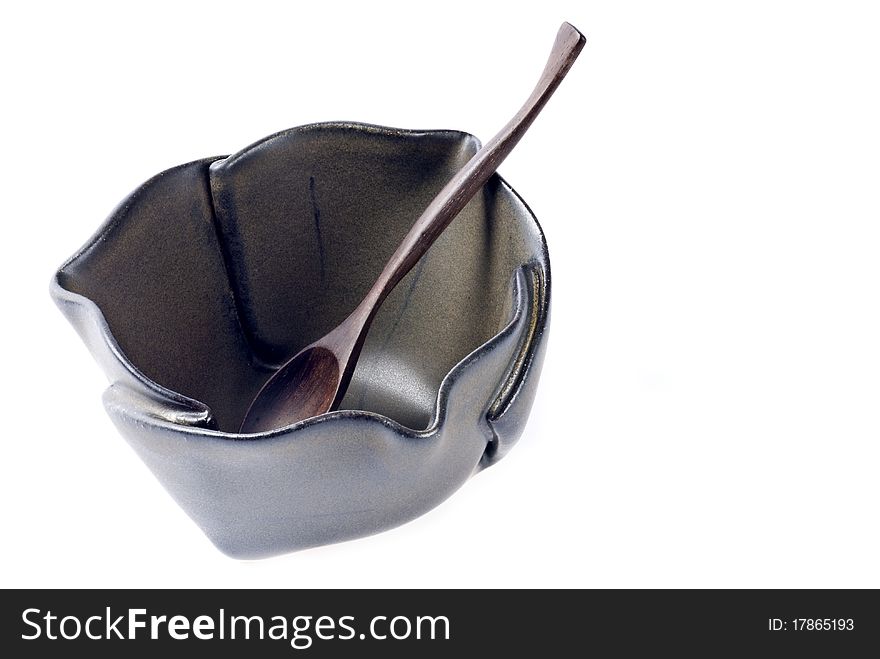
top-left (239, 23), bottom-right (586, 432)
top-left (361, 22), bottom-right (585, 312)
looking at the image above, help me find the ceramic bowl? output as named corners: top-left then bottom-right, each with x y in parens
top-left (52, 122), bottom-right (550, 558)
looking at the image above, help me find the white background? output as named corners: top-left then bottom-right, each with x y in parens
top-left (2, 1), bottom-right (879, 588)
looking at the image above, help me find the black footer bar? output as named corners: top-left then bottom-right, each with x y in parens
top-left (2, 589), bottom-right (877, 656)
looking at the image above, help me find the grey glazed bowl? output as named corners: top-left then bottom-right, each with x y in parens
top-left (52, 122), bottom-right (550, 558)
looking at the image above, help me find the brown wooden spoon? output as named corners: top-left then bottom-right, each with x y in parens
top-left (239, 22), bottom-right (585, 433)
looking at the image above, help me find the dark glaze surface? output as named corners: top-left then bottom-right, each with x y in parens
top-left (53, 125), bottom-right (554, 556)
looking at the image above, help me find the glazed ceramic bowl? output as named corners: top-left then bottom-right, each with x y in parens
top-left (52, 122), bottom-right (550, 558)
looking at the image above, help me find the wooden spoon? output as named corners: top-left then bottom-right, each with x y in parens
top-left (240, 22), bottom-right (585, 433)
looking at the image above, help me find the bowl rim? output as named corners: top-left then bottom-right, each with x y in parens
top-left (52, 121), bottom-right (550, 441)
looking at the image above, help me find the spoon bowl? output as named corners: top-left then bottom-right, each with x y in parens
top-left (242, 347), bottom-right (341, 432)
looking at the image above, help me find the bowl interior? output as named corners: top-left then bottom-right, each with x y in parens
top-left (58, 123), bottom-right (541, 432)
